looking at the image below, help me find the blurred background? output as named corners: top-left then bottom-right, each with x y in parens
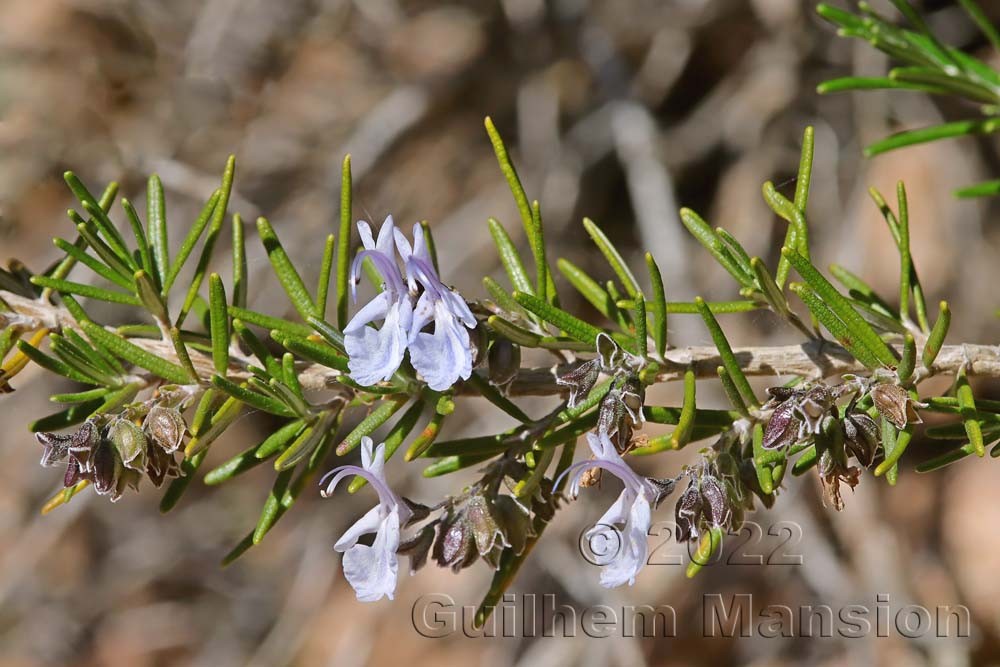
top-left (2, 0), bottom-right (1000, 665)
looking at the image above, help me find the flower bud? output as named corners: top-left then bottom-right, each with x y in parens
top-left (432, 508), bottom-right (477, 572)
top-left (111, 468), bottom-right (142, 502)
top-left (842, 411), bottom-right (879, 467)
top-left (71, 420), bottom-right (101, 468)
top-left (145, 441), bottom-right (181, 487)
top-left (647, 476), bottom-right (678, 509)
top-left (700, 475), bottom-right (730, 527)
top-left (675, 483), bottom-right (703, 542)
top-left (487, 339), bottom-right (520, 387)
top-left (91, 441), bottom-right (120, 496)
top-left (762, 399), bottom-right (800, 450)
top-left (107, 418), bottom-right (148, 472)
top-left (143, 406), bottom-right (186, 452)
top-left (398, 524), bottom-right (436, 574)
top-left (493, 495), bottom-right (534, 556)
top-left (871, 383), bottom-right (923, 429)
top-left (466, 495), bottom-right (508, 560)
top-left (557, 358), bottom-right (601, 408)
top-left (35, 431), bottom-right (72, 467)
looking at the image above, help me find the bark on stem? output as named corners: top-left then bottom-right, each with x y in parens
top-left (3, 290), bottom-right (997, 397)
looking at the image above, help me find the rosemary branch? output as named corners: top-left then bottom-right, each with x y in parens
top-left (5, 290), bottom-right (995, 397)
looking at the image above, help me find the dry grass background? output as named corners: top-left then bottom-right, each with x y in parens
top-left (1, 0), bottom-right (1000, 665)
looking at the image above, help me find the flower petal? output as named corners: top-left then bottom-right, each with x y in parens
top-left (344, 291), bottom-right (392, 334)
top-left (334, 504), bottom-right (384, 552)
top-left (341, 508), bottom-right (401, 601)
top-left (408, 313), bottom-right (472, 391)
top-left (597, 493), bottom-right (651, 588)
top-left (345, 301), bottom-right (409, 386)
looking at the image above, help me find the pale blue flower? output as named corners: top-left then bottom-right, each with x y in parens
top-left (394, 223), bottom-right (476, 391)
top-left (320, 436), bottom-right (412, 602)
top-left (557, 430), bottom-right (656, 588)
top-left (344, 216), bottom-right (413, 386)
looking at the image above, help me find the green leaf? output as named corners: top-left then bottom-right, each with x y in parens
top-left (958, 0), bottom-right (1000, 55)
top-left (916, 442), bottom-right (977, 473)
top-left (752, 422), bottom-right (775, 494)
top-left (16, 339), bottom-right (101, 385)
top-left (30, 276), bottom-right (140, 307)
top-left (632, 294), bottom-right (647, 357)
top-left (212, 375), bottom-right (295, 418)
top-left (51, 237), bottom-right (132, 290)
top-left (557, 258), bottom-right (623, 326)
top-left (208, 273), bottom-right (230, 374)
top-left (717, 366), bottom-right (750, 418)
top-left (80, 320), bottom-right (191, 384)
top-left (275, 411), bottom-right (337, 471)
top-left (336, 155), bottom-right (353, 328)
top-left (954, 179), bottom-right (1000, 198)
top-left (957, 367), bottom-right (985, 457)
top-left (686, 527), bottom-right (723, 578)
top-left (271, 330), bottom-right (349, 372)
top-left (164, 190), bottom-right (221, 294)
top-left (695, 297), bottom-right (758, 408)
top-left (232, 214), bottom-right (248, 310)
top-left (865, 118), bottom-right (1000, 157)
top-left (50, 387), bottom-right (110, 404)
top-left (304, 316), bottom-right (345, 352)
top-left (488, 217), bottom-right (534, 296)
top-left (120, 199), bottom-right (156, 286)
top-left (484, 117), bottom-right (548, 299)
top-left (73, 220), bottom-right (133, 280)
top-left (818, 76), bottom-right (954, 95)
top-left (582, 217), bottom-right (641, 298)
top-left (253, 469), bottom-right (296, 543)
top-left (228, 306), bottom-right (313, 337)
top-left (679, 208), bottom-right (754, 287)
top-left (336, 397), bottom-right (408, 456)
top-left (134, 270), bottom-right (168, 323)
top-left (316, 233), bottom-right (335, 319)
top-left (255, 419), bottom-right (308, 459)
top-left (670, 369), bottom-right (697, 450)
top-left (829, 264), bottom-right (895, 317)
top-left (422, 452), bottom-right (497, 478)
top-left (404, 411), bottom-right (448, 460)
top-left (487, 314), bottom-right (541, 347)
top-left (750, 257), bottom-right (789, 317)
top-left (177, 156), bottom-right (236, 324)
top-left (168, 326), bottom-right (200, 383)
top-left (349, 400), bottom-right (425, 492)
top-left (147, 174), bottom-right (169, 288)
top-left (897, 332), bottom-right (916, 384)
top-left (645, 253), bottom-right (667, 360)
top-left (789, 282), bottom-right (885, 370)
top-left (922, 301), bottom-right (950, 369)
top-left (513, 291), bottom-right (603, 345)
top-left (889, 67), bottom-right (999, 105)
top-left (795, 126), bottom-right (815, 216)
top-left (256, 216), bottom-right (319, 321)
top-left (30, 399), bottom-right (106, 432)
top-left (782, 248), bottom-right (896, 367)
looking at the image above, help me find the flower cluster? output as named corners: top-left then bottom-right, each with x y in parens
top-left (345, 216), bottom-right (476, 391)
top-left (321, 437), bottom-right (540, 601)
top-left (36, 404), bottom-right (186, 502)
top-left (759, 377), bottom-right (925, 510)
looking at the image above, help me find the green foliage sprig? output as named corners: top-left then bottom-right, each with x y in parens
top-left (3, 0), bottom-right (1000, 624)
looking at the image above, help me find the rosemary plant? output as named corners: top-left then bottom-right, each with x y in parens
top-left (2, 0), bottom-right (999, 627)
